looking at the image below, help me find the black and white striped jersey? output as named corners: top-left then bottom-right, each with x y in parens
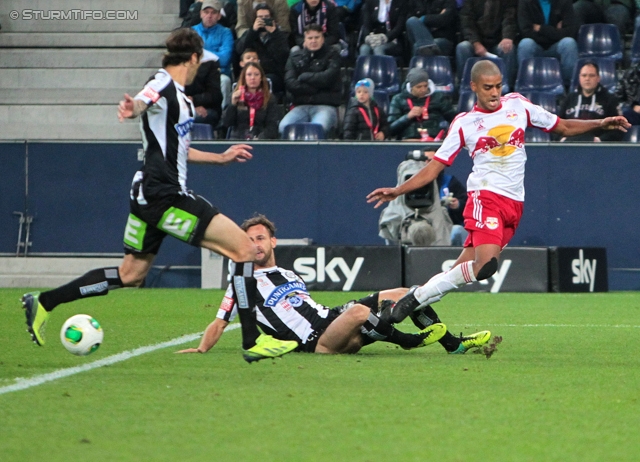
top-left (131, 69), bottom-right (195, 204)
top-left (217, 266), bottom-right (333, 344)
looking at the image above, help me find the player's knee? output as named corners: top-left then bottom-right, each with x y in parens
top-left (476, 257), bottom-right (498, 281)
top-left (346, 304), bottom-right (370, 323)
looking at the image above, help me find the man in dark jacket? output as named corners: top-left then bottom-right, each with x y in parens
top-left (558, 61), bottom-right (622, 141)
top-left (235, 3), bottom-right (290, 93)
top-left (359, 0), bottom-right (408, 58)
top-left (388, 68), bottom-right (456, 140)
top-left (517, 0), bottom-right (579, 87)
top-left (185, 50), bottom-right (224, 128)
top-left (289, 0), bottom-right (341, 48)
top-left (616, 62), bottom-right (640, 126)
top-left (456, 0), bottom-right (518, 87)
top-left (404, 0), bottom-right (458, 57)
top-left (279, 24), bottom-right (342, 136)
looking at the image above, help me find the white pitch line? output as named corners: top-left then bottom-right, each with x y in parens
top-left (0, 324), bottom-right (240, 396)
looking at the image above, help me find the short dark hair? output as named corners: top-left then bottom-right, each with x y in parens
top-left (254, 3), bottom-right (275, 17)
top-left (581, 61), bottom-right (600, 76)
top-left (241, 214), bottom-right (277, 237)
top-left (162, 28), bottom-right (203, 67)
top-left (304, 23), bottom-right (324, 35)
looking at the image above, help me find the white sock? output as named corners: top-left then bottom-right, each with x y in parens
top-left (414, 261), bottom-right (476, 304)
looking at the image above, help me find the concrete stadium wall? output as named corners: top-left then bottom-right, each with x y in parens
top-left (1, 141), bottom-right (638, 290)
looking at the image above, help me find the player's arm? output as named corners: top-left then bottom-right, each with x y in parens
top-left (117, 93), bottom-right (149, 121)
top-left (176, 318), bottom-right (229, 353)
top-left (367, 160), bottom-right (446, 209)
top-left (553, 116), bottom-right (630, 137)
top-left (187, 144), bottom-right (253, 165)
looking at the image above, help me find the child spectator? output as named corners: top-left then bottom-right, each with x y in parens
top-left (343, 79), bottom-right (389, 140)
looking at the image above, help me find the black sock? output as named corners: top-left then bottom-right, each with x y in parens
top-left (231, 261), bottom-right (261, 349)
top-left (410, 304), bottom-right (461, 353)
top-left (360, 312), bottom-right (423, 349)
top-left (39, 267), bottom-right (123, 312)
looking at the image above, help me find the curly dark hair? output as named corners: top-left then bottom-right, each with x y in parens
top-left (162, 28), bottom-right (203, 67)
top-left (240, 214), bottom-right (277, 237)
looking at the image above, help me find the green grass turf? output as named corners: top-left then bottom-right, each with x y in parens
top-left (1, 288), bottom-right (639, 461)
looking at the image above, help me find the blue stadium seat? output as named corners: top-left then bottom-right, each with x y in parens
top-left (515, 57), bottom-right (565, 95)
top-left (192, 123), bottom-right (214, 140)
top-left (457, 91), bottom-right (477, 113)
top-left (352, 55), bottom-right (401, 95)
top-left (373, 89), bottom-right (390, 115)
top-left (569, 57), bottom-right (618, 94)
top-left (460, 56), bottom-right (510, 94)
top-left (623, 125), bottom-right (640, 142)
top-left (577, 23), bottom-right (623, 61)
top-left (281, 123), bottom-right (326, 140)
top-left (409, 56), bottom-right (455, 93)
top-left (520, 91), bottom-right (558, 114)
top-left (631, 26), bottom-right (640, 65)
top-left (525, 127), bottom-right (551, 142)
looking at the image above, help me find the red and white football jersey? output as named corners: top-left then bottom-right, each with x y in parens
top-left (434, 93), bottom-right (559, 201)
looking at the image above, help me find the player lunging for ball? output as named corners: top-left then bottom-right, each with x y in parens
top-left (367, 60), bottom-right (630, 323)
top-left (20, 28), bottom-right (298, 363)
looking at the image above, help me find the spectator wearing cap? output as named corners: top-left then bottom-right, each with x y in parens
top-left (279, 24), bottom-right (342, 137)
top-left (236, 0), bottom-right (291, 39)
top-left (388, 68), bottom-right (456, 140)
top-left (193, 0), bottom-right (234, 108)
top-left (343, 79), bottom-right (390, 140)
top-left (235, 3), bottom-right (290, 94)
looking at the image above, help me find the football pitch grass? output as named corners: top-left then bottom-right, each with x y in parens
top-left (1, 289), bottom-right (639, 461)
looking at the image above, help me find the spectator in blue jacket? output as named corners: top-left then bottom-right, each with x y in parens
top-left (193, 0), bottom-right (234, 108)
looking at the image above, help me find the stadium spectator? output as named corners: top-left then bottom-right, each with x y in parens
top-left (343, 78), bottom-right (389, 140)
top-left (20, 28), bottom-right (298, 363)
top-left (359, 0), bottom-right (408, 58)
top-left (192, 0), bottom-right (234, 108)
top-left (289, 0), bottom-right (341, 49)
top-left (615, 61), bottom-right (640, 126)
top-left (572, 0), bottom-right (633, 37)
top-left (334, 0), bottom-right (364, 34)
top-left (558, 61), bottom-right (622, 142)
top-left (404, 0), bottom-right (458, 58)
top-left (235, 3), bottom-right (290, 94)
top-left (279, 24), bottom-right (342, 137)
top-left (236, 0), bottom-right (291, 39)
top-left (185, 50), bottom-right (224, 130)
top-left (177, 214), bottom-right (491, 354)
top-left (239, 48), bottom-right (260, 67)
top-left (387, 68), bottom-right (456, 140)
top-left (367, 60), bottom-right (630, 324)
top-left (181, 0), bottom-right (238, 31)
top-left (456, 0), bottom-right (518, 88)
top-left (516, 0), bottom-right (580, 87)
top-left (222, 63), bottom-right (282, 139)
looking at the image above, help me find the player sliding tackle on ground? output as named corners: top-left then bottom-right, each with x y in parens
top-left (20, 28), bottom-right (297, 363)
top-left (367, 60), bottom-right (630, 323)
top-left (178, 214), bottom-right (491, 355)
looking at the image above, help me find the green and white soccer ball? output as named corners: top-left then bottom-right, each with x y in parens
top-left (60, 314), bottom-right (104, 356)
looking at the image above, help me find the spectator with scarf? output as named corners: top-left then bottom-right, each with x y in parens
top-left (388, 68), bottom-right (456, 140)
top-left (343, 78), bottom-right (389, 140)
top-left (223, 62), bottom-right (283, 139)
top-left (289, 0), bottom-right (341, 48)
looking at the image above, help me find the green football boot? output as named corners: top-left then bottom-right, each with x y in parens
top-left (22, 292), bottom-right (50, 346)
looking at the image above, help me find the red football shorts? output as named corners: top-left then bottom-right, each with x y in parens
top-left (462, 190), bottom-right (524, 248)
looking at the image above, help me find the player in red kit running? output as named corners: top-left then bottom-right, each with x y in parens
top-left (367, 60), bottom-right (630, 323)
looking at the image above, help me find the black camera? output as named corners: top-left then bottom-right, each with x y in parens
top-left (263, 17), bottom-right (273, 26)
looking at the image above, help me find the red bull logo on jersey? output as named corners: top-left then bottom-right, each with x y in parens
top-left (485, 217), bottom-right (499, 230)
top-left (471, 124), bottom-right (524, 158)
top-left (506, 110), bottom-right (518, 121)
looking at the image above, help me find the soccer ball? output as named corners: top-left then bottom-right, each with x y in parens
top-left (60, 314), bottom-right (104, 356)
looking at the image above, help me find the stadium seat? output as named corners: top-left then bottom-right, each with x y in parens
top-left (351, 55), bottom-right (401, 95)
top-left (520, 91), bottom-right (558, 114)
top-left (525, 127), bottom-right (551, 142)
top-left (460, 56), bottom-right (510, 94)
top-left (457, 91), bottom-right (477, 113)
top-left (515, 57), bottom-right (565, 95)
top-left (192, 123), bottom-right (214, 140)
top-left (577, 23), bottom-right (623, 61)
top-left (281, 122), bottom-right (326, 140)
top-left (373, 89), bottom-right (390, 115)
top-left (409, 56), bottom-right (455, 93)
top-left (631, 26), bottom-right (640, 65)
top-left (569, 58), bottom-right (618, 94)
top-left (623, 125), bottom-right (640, 142)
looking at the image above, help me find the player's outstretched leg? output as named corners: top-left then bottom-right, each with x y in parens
top-left (20, 266), bottom-right (125, 346)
